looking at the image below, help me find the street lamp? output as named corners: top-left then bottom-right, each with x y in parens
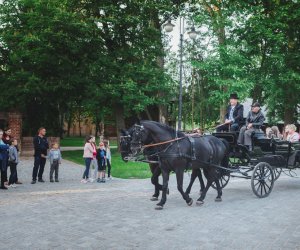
top-left (164, 18), bottom-right (197, 130)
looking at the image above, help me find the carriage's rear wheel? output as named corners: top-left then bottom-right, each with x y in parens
top-left (212, 173), bottom-right (230, 190)
top-left (251, 162), bottom-right (274, 198)
top-left (273, 167), bottom-right (282, 181)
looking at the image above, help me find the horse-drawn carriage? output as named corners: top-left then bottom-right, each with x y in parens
top-left (120, 120), bottom-right (300, 209)
top-left (212, 131), bottom-right (300, 198)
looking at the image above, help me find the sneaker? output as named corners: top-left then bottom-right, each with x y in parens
top-left (15, 181), bottom-right (23, 184)
top-left (50, 179), bottom-right (54, 183)
top-left (107, 177), bottom-right (112, 181)
top-left (31, 180), bottom-right (36, 184)
top-left (88, 178), bottom-right (94, 183)
top-left (80, 179), bottom-right (87, 184)
top-left (9, 184), bottom-right (17, 188)
top-left (38, 179), bottom-right (45, 183)
top-left (97, 178), bottom-right (101, 183)
top-left (101, 178), bottom-right (106, 183)
top-left (55, 179), bottom-right (59, 182)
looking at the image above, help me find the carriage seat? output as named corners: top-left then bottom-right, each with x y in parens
top-left (212, 132), bottom-right (238, 146)
top-left (251, 131), bottom-right (274, 152)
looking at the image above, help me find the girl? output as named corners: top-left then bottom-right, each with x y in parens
top-left (90, 136), bottom-right (98, 182)
top-left (82, 136), bottom-right (94, 183)
top-left (96, 142), bottom-right (106, 183)
top-left (104, 140), bottom-right (112, 180)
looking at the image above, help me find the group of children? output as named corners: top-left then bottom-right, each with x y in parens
top-left (82, 135), bottom-right (112, 184)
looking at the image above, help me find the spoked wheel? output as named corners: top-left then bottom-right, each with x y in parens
top-left (212, 173), bottom-right (230, 190)
top-left (251, 162), bottom-right (274, 198)
top-left (273, 168), bottom-right (282, 181)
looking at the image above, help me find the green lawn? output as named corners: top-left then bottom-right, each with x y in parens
top-left (60, 137), bottom-right (118, 147)
top-left (62, 149), bottom-right (151, 179)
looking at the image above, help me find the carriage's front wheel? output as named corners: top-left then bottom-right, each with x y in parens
top-left (251, 162), bottom-right (274, 198)
top-left (212, 173), bottom-right (230, 190)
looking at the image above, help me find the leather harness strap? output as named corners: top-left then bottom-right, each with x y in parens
top-left (142, 137), bottom-right (186, 149)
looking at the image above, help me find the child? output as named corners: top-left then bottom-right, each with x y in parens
top-left (104, 140), bottom-right (112, 180)
top-left (96, 142), bottom-right (106, 183)
top-left (8, 139), bottom-right (19, 188)
top-left (49, 143), bottom-right (62, 182)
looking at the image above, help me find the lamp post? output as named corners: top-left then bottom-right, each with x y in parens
top-left (164, 18), bottom-right (197, 130)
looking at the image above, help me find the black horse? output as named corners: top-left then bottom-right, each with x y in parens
top-left (130, 121), bottom-right (230, 210)
top-left (120, 128), bottom-right (205, 201)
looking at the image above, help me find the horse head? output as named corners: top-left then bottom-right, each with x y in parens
top-left (130, 124), bottom-right (154, 156)
top-left (119, 129), bottom-right (133, 162)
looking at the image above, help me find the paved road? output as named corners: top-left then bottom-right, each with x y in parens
top-left (0, 158), bottom-right (300, 250)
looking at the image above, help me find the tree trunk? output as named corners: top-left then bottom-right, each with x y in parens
top-left (153, 11), bottom-right (168, 125)
top-left (114, 104), bottom-right (126, 151)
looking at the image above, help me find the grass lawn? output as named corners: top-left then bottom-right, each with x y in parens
top-left (60, 137), bottom-right (118, 147)
top-left (62, 149), bottom-right (151, 179)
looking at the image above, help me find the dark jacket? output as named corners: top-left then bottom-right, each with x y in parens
top-left (246, 110), bottom-right (265, 129)
top-left (33, 136), bottom-right (49, 157)
top-left (225, 103), bottom-right (244, 125)
top-left (96, 148), bottom-right (106, 161)
top-left (0, 142), bottom-right (9, 171)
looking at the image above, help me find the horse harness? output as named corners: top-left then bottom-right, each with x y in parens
top-left (132, 125), bottom-right (214, 167)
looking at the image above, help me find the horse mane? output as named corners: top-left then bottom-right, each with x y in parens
top-left (141, 120), bottom-right (186, 138)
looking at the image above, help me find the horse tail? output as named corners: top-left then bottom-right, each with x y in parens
top-left (220, 138), bottom-right (230, 169)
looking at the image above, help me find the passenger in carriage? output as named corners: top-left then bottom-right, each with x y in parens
top-left (266, 126), bottom-right (283, 140)
top-left (237, 102), bottom-right (265, 151)
top-left (285, 124), bottom-right (300, 142)
top-left (216, 93), bottom-right (244, 132)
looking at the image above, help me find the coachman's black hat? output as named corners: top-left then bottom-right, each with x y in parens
top-left (229, 93), bottom-right (239, 99)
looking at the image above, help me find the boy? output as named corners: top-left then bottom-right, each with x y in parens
top-left (8, 139), bottom-right (19, 188)
top-left (96, 142), bottom-right (106, 183)
top-left (49, 143), bottom-right (62, 182)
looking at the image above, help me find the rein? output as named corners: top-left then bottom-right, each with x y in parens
top-left (142, 137), bottom-right (186, 149)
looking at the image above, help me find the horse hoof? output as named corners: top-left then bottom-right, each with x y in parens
top-left (150, 197), bottom-right (159, 201)
top-left (187, 199), bottom-right (193, 206)
top-left (196, 200), bottom-right (204, 206)
top-left (155, 205), bottom-right (163, 210)
top-left (215, 197), bottom-right (222, 202)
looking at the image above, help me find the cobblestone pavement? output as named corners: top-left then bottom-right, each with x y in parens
top-left (1, 158), bottom-right (300, 250)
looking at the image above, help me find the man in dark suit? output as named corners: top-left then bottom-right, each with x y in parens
top-left (216, 93), bottom-right (244, 132)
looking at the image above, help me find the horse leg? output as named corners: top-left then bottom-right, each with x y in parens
top-left (177, 170), bottom-right (193, 206)
top-left (185, 169), bottom-right (198, 195)
top-left (150, 164), bottom-right (162, 201)
top-left (155, 169), bottom-right (170, 210)
top-left (214, 178), bottom-right (223, 202)
top-left (197, 169), bottom-right (205, 194)
top-left (196, 168), bottom-right (213, 206)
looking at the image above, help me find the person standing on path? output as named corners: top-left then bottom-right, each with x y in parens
top-left (96, 142), bottom-right (106, 183)
top-left (82, 136), bottom-right (93, 183)
top-left (104, 140), bottom-right (112, 180)
top-left (49, 143), bottom-right (62, 182)
top-left (0, 130), bottom-right (9, 190)
top-left (90, 136), bottom-right (98, 181)
top-left (8, 139), bottom-right (19, 188)
top-left (3, 128), bottom-right (22, 185)
top-left (31, 127), bottom-right (49, 184)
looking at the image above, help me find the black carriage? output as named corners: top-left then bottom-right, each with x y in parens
top-left (212, 131), bottom-right (300, 198)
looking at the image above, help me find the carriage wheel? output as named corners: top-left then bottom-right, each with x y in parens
top-left (273, 168), bottom-right (282, 181)
top-left (251, 162), bottom-right (274, 198)
top-left (212, 173), bottom-right (230, 190)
